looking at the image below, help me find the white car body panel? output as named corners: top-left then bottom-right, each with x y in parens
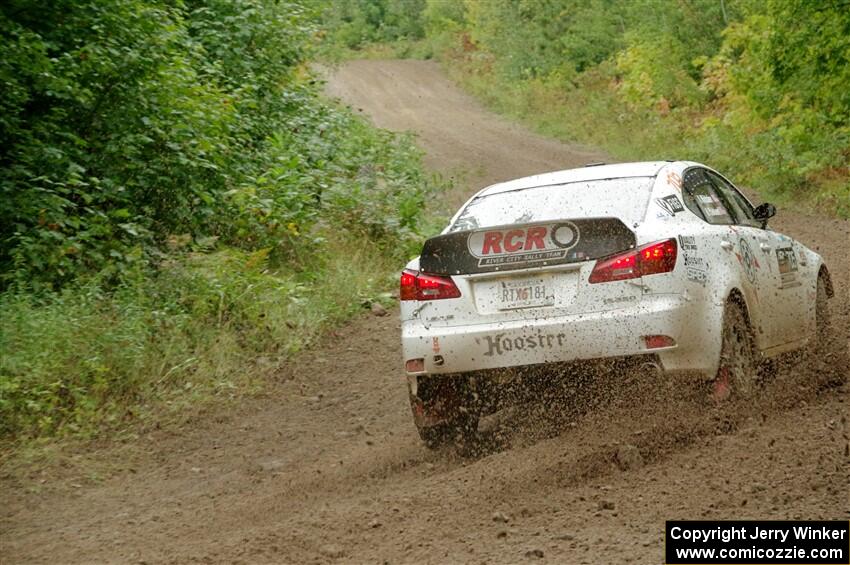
top-left (401, 161), bottom-right (824, 381)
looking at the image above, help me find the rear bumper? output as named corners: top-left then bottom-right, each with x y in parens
top-left (402, 294), bottom-right (717, 378)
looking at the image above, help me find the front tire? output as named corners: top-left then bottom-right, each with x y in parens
top-left (811, 272), bottom-right (847, 387)
top-left (800, 273), bottom-right (833, 359)
top-left (713, 302), bottom-right (758, 401)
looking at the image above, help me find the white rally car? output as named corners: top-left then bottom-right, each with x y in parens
top-left (400, 161), bottom-right (835, 446)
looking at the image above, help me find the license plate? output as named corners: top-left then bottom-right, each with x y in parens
top-left (496, 276), bottom-right (554, 310)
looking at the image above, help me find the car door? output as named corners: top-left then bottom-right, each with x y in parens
top-left (706, 171), bottom-right (810, 347)
top-left (681, 167), bottom-right (781, 350)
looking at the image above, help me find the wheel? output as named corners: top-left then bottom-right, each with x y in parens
top-left (417, 411), bottom-right (478, 448)
top-left (800, 273), bottom-right (832, 358)
top-left (410, 375), bottom-right (479, 448)
top-left (814, 274), bottom-right (831, 347)
top-left (810, 273), bottom-right (847, 387)
top-left (713, 302), bottom-right (758, 401)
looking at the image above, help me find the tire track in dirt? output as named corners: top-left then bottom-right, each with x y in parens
top-left (1, 59), bottom-right (847, 564)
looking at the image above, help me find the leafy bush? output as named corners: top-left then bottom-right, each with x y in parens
top-left (0, 0), bottom-right (442, 441)
top-left (0, 237), bottom-right (407, 437)
top-left (316, 0), bottom-right (426, 50)
top-left (2, 1), bottom-right (224, 286)
top-left (1, 0), bottom-right (429, 288)
top-left (323, 0), bottom-right (849, 215)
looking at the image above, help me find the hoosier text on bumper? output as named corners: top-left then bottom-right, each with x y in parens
top-left (481, 331), bottom-right (567, 357)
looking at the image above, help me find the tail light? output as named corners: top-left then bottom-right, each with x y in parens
top-left (400, 269), bottom-right (462, 301)
top-left (589, 238), bottom-right (677, 284)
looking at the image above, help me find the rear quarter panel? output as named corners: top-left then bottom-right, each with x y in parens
top-left (637, 164), bottom-right (747, 376)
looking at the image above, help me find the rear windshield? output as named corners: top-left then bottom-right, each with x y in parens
top-left (450, 177), bottom-right (654, 232)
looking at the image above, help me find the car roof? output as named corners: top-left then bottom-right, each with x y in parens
top-left (477, 161), bottom-right (673, 197)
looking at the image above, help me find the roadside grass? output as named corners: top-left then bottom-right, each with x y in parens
top-left (0, 236), bottom-right (403, 446)
top-left (0, 230), bottom-right (456, 488)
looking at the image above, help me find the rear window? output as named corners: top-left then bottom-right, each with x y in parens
top-left (450, 177), bottom-right (654, 232)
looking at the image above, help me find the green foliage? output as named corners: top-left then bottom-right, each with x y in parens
top-left (316, 0), bottom-right (426, 49)
top-left (0, 0), bottom-right (443, 441)
top-left (464, 0), bottom-right (624, 80)
top-left (2, 0), bottom-right (426, 288)
top-left (323, 0), bottom-right (849, 214)
top-left (2, 1), bottom-right (219, 286)
top-left (708, 0), bottom-right (850, 195)
top-left (730, 0), bottom-right (850, 125)
top-left (0, 239), bottom-right (405, 438)
top-left (615, 35), bottom-right (704, 109)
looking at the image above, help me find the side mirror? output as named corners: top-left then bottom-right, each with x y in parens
top-left (753, 202), bottom-right (776, 227)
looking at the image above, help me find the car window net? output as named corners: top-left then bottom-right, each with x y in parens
top-left (683, 169), bottom-right (734, 225)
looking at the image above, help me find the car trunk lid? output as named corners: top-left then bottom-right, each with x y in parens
top-left (416, 218), bottom-right (642, 327)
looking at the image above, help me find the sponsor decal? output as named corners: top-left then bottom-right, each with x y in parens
top-left (684, 254), bottom-right (709, 286)
top-left (603, 295), bottom-right (637, 305)
top-left (776, 246), bottom-right (801, 288)
top-left (467, 222), bottom-right (580, 268)
top-left (678, 235), bottom-right (698, 251)
top-left (479, 331), bottom-right (567, 357)
top-left (683, 255), bottom-right (707, 268)
top-left (666, 170), bottom-right (683, 190)
top-left (686, 267), bottom-right (708, 286)
top-left (420, 218), bottom-right (634, 275)
top-left (735, 237), bottom-right (760, 285)
top-left (425, 314), bottom-right (454, 323)
top-left (679, 235), bottom-right (707, 286)
top-left (431, 337), bottom-right (440, 354)
top-left (656, 194), bottom-right (685, 216)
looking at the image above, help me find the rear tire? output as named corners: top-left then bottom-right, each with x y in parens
top-left (713, 302), bottom-right (758, 401)
top-left (410, 375), bottom-right (480, 449)
top-left (814, 274), bottom-right (831, 349)
top-left (417, 411), bottom-right (478, 448)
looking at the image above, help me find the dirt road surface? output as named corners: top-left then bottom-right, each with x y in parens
top-left (2, 60), bottom-right (848, 564)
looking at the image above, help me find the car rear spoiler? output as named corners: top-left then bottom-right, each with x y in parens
top-left (419, 218), bottom-right (635, 275)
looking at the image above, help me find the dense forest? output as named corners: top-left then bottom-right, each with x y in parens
top-left (0, 0), bottom-right (439, 439)
top-left (323, 0), bottom-right (850, 216)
